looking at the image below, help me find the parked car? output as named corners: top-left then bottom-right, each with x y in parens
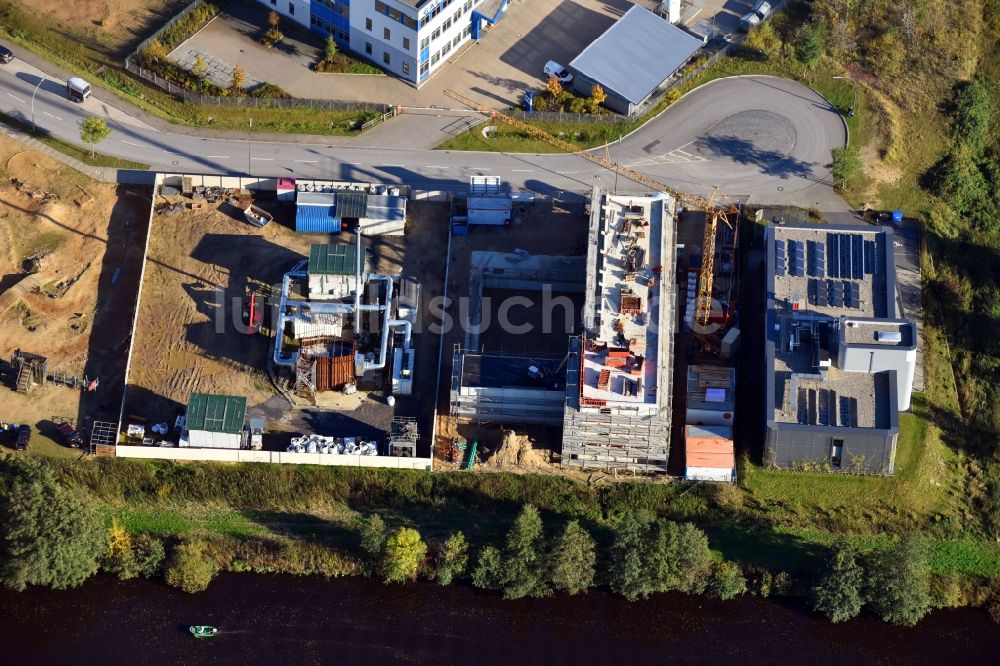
top-left (739, 11), bottom-right (761, 31)
top-left (57, 421), bottom-right (83, 448)
top-left (15, 424), bottom-right (30, 451)
top-left (0, 45), bottom-right (13, 64)
top-left (543, 60), bottom-right (573, 84)
top-left (751, 0), bottom-right (773, 20)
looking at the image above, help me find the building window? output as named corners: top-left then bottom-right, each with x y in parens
top-left (443, 18), bottom-right (451, 31)
top-left (431, 51), bottom-right (440, 65)
top-left (453, 9), bottom-right (461, 21)
top-left (420, 37), bottom-right (429, 50)
top-left (404, 15), bottom-right (417, 29)
top-left (375, 0), bottom-right (387, 12)
top-left (365, 41), bottom-right (373, 55)
top-left (338, 29), bottom-right (349, 41)
top-left (441, 41), bottom-right (451, 56)
top-left (831, 438), bottom-right (844, 467)
top-left (403, 37), bottom-right (410, 50)
top-left (383, 51), bottom-right (391, 65)
top-left (464, 0), bottom-right (471, 11)
top-left (366, 17), bottom-right (372, 30)
top-left (402, 62), bottom-right (410, 75)
top-left (384, 27), bottom-right (391, 40)
top-left (463, 25), bottom-right (471, 38)
top-left (432, 28), bottom-right (440, 40)
top-left (420, 61), bottom-right (429, 75)
top-left (453, 34), bottom-right (460, 47)
top-left (288, 2), bottom-right (294, 15)
top-left (390, 8), bottom-right (401, 21)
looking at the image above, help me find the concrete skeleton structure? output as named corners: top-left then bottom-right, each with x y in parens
top-left (262, 0), bottom-right (507, 85)
top-left (562, 188), bottom-right (676, 471)
top-left (764, 222), bottom-right (917, 474)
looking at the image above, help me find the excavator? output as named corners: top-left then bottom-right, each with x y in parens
top-left (442, 90), bottom-right (739, 351)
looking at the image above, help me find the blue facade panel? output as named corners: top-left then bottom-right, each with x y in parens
top-left (310, 0), bottom-right (351, 44)
top-left (296, 205), bottom-right (340, 233)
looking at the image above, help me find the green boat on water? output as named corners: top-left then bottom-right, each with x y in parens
top-left (189, 626), bottom-right (218, 639)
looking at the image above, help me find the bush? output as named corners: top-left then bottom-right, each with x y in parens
top-left (382, 528), bottom-right (427, 584)
top-left (548, 520), bottom-right (596, 596)
top-left (608, 513), bottom-right (651, 600)
top-left (707, 561), bottom-right (747, 601)
top-left (831, 146), bottom-right (862, 189)
top-left (359, 514), bottom-right (386, 560)
top-left (164, 539), bottom-right (216, 593)
top-left (796, 22), bottom-right (825, 66)
top-left (646, 521), bottom-right (714, 595)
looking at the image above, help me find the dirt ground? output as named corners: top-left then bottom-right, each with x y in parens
top-left (126, 197), bottom-right (450, 455)
top-left (28, 0), bottom-right (189, 53)
top-left (0, 135), bottom-right (150, 454)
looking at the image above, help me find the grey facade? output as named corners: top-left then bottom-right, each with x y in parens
top-left (764, 222), bottom-right (917, 475)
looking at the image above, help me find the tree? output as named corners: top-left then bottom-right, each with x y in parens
top-left (382, 528), bottom-right (427, 584)
top-left (140, 38), bottom-right (168, 66)
top-left (866, 537), bottom-right (932, 626)
top-left (796, 22), bottom-right (825, 67)
top-left (608, 513), bottom-right (651, 601)
top-left (268, 9), bottom-right (280, 30)
top-left (0, 456), bottom-right (106, 591)
top-left (79, 117), bottom-right (111, 158)
top-left (587, 84), bottom-right (607, 114)
top-left (164, 539), bottom-right (216, 593)
top-left (471, 545), bottom-right (504, 590)
top-left (548, 520), bottom-right (596, 595)
top-left (230, 65), bottom-right (246, 95)
top-left (707, 561), bottom-right (747, 600)
top-left (502, 504), bottom-right (549, 599)
top-left (359, 514), bottom-right (387, 561)
top-left (192, 54), bottom-right (208, 79)
top-left (546, 76), bottom-right (563, 99)
top-left (435, 531), bottom-right (469, 586)
top-left (325, 34), bottom-right (339, 63)
top-left (647, 521), bottom-right (713, 594)
top-left (811, 541), bottom-right (865, 622)
top-left (831, 146), bottom-right (862, 189)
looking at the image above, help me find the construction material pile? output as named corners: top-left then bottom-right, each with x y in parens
top-left (287, 434), bottom-right (378, 456)
top-left (486, 430), bottom-right (542, 469)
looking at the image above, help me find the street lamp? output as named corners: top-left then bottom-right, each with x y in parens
top-left (31, 75), bottom-right (46, 134)
top-left (832, 76), bottom-right (857, 117)
top-left (247, 117), bottom-right (252, 177)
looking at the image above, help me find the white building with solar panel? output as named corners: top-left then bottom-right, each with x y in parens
top-left (764, 222), bottom-right (917, 475)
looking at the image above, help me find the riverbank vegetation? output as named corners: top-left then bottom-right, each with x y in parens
top-left (2, 452), bottom-right (1000, 625)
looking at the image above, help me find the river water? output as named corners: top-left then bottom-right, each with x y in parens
top-left (0, 574), bottom-right (994, 664)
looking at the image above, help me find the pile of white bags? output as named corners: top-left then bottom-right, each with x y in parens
top-left (287, 434), bottom-right (378, 456)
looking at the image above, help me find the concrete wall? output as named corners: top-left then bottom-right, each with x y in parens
top-left (117, 445), bottom-right (433, 470)
top-left (765, 423), bottom-right (897, 475)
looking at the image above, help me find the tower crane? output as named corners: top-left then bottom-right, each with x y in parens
top-left (443, 90), bottom-right (738, 330)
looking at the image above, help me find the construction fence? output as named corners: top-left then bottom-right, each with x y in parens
top-left (116, 444), bottom-right (433, 470)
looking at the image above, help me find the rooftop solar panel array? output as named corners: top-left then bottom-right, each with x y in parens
top-left (788, 240), bottom-right (805, 277)
top-left (808, 240), bottom-right (825, 277)
top-left (863, 239), bottom-right (877, 275)
top-left (774, 239), bottom-right (786, 277)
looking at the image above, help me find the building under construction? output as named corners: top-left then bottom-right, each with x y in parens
top-left (561, 189), bottom-right (677, 472)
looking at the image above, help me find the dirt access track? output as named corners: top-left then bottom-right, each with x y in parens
top-left (0, 134), bottom-right (150, 456)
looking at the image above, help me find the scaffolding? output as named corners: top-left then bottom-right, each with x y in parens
top-left (90, 421), bottom-right (118, 456)
top-left (11, 350), bottom-right (47, 393)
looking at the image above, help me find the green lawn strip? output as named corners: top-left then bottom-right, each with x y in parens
top-left (0, 111), bottom-right (150, 169)
top-left (109, 506), bottom-right (266, 538)
top-left (0, 2), bottom-right (376, 136)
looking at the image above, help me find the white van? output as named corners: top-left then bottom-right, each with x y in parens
top-left (67, 77), bottom-right (92, 103)
top-left (542, 61), bottom-right (573, 84)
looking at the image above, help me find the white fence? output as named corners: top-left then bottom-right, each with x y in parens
top-left (116, 445), bottom-right (433, 470)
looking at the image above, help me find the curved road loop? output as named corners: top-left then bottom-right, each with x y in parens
top-left (0, 57), bottom-right (846, 208)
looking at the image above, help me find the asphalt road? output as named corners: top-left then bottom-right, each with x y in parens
top-left (0, 58), bottom-right (847, 207)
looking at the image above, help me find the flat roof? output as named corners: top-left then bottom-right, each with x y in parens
top-left (569, 5), bottom-right (702, 104)
top-left (337, 190), bottom-right (368, 218)
top-left (309, 244), bottom-right (356, 276)
top-left (578, 194), bottom-right (673, 409)
top-left (460, 353), bottom-right (566, 390)
top-left (186, 392), bottom-right (246, 434)
top-left (767, 223), bottom-right (901, 430)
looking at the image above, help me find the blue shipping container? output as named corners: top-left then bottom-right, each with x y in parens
top-left (295, 205), bottom-right (340, 233)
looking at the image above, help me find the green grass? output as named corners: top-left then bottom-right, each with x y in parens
top-left (0, 2), bottom-right (376, 137)
top-left (0, 111), bottom-right (150, 169)
top-left (113, 506), bottom-right (267, 538)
